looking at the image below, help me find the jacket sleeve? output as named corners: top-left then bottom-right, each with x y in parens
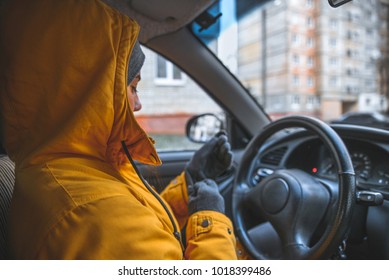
top-left (160, 172), bottom-right (237, 259)
top-left (185, 210), bottom-right (237, 259)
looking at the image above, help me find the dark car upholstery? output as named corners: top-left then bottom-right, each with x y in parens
top-left (0, 155), bottom-right (15, 259)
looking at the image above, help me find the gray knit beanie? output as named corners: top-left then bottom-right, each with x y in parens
top-left (127, 40), bottom-right (145, 85)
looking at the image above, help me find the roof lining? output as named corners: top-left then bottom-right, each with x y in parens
top-left (101, 0), bottom-right (214, 43)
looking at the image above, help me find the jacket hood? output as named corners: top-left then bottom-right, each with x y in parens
top-left (0, 0), bottom-right (161, 168)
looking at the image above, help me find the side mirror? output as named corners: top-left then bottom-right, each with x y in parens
top-left (328, 0), bottom-right (352, 7)
top-left (186, 113), bottom-right (224, 143)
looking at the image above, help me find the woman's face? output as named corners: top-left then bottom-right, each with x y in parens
top-left (127, 73), bottom-right (142, 112)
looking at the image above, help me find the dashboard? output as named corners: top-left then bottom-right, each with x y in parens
top-left (253, 125), bottom-right (389, 200)
top-left (286, 138), bottom-right (389, 195)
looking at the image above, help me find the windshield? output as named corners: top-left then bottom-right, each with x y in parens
top-left (192, 0), bottom-right (389, 127)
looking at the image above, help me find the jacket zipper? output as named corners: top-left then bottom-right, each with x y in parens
top-left (121, 141), bottom-right (185, 254)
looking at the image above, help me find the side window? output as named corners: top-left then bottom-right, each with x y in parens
top-left (155, 56), bottom-right (185, 86)
top-left (135, 47), bottom-right (224, 151)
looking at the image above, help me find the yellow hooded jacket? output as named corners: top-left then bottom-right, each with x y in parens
top-left (0, 0), bottom-right (237, 259)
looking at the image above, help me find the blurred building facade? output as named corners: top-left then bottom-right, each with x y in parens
top-left (136, 0), bottom-right (387, 136)
top-left (237, 0), bottom-right (385, 120)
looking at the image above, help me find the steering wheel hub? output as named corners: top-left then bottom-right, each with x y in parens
top-left (260, 178), bottom-right (289, 214)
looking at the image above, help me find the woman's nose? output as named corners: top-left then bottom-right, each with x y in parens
top-left (133, 95), bottom-right (142, 112)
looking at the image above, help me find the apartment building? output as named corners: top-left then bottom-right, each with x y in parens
top-left (237, 0), bottom-right (383, 120)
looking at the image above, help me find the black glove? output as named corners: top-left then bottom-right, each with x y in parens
top-left (188, 179), bottom-right (225, 215)
top-left (186, 132), bottom-right (233, 183)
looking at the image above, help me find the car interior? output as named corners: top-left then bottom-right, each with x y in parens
top-left (1, 0), bottom-right (389, 260)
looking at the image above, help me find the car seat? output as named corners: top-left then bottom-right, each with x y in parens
top-left (0, 155), bottom-right (15, 259)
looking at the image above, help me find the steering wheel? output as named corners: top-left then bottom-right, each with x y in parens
top-left (232, 115), bottom-right (356, 259)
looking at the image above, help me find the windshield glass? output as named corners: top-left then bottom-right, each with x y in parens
top-left (192, 0), bottom-right (389, 128)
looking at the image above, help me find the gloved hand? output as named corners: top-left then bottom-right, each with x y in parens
top-left (186, 131), bottom-right (233, 184)
top-left (188, 179), bottom-right (225, 215)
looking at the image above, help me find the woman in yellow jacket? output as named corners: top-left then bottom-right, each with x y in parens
top-left (0, 0), bottom-right (237, 259)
